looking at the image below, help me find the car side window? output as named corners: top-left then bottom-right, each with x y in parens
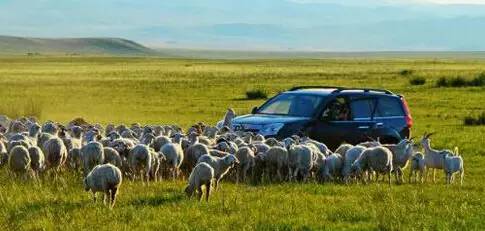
top-left (350, 98), bottom-right (376, 121)
top-left (375, 97), bottom-right (404, 117)
top-left (321, 97), bottom-right (351, 121)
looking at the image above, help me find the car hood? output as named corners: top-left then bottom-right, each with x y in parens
top-left (232, 114), bottom-right (310, 125)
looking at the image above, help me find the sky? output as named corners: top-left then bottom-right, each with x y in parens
top-left (1, 0), bottom-right (485, 51)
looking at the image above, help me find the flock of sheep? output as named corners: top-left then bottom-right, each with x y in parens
top-left (0, 112), bottom-right (464, 208)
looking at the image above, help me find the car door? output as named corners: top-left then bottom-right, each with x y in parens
top-left (347, 96), bottom-right (379, 143)
top-left (310, 96), bottom-right (377, 150)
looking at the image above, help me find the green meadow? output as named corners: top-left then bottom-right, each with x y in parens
top-left (0, 56), bottom-right (484, 230)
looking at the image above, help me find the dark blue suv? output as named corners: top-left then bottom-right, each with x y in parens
top-left (232, 86), bottom-right (413, 150)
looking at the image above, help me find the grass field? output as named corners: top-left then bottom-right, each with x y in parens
top-left (0, 56), bottom-right (484, 230)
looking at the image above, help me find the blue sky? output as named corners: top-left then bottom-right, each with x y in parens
top-left (1, 0), bottom-right (485, 50)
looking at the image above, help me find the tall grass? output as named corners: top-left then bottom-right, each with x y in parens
top-left (0, 98), bottom-right (43, 120)
top-left (0, 57), bottom-right (484, 230)
top-left (436, 73), bottom-right (485, 87)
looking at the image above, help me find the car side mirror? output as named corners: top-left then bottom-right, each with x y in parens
top-left (251, 107), bottom-right (258, 114)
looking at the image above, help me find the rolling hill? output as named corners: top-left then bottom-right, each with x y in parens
top-left (0, 35), bottom-right (157, 56)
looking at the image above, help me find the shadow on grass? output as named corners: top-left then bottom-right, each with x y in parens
top-left (129, 194), bottom-right (184, 207)
top-left (232, 97), bottom-right (261, 101)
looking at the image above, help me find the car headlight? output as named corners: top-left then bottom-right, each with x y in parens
top-left (260, 123), bottom-right (284, 136)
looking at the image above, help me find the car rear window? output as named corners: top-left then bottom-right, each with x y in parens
top-left (376, 97), bottom-right (404, 117)
top-left (350, 99), bottom-right (376, 120)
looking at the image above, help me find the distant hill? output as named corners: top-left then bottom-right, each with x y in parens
top-left (0, 35), bottom-right (157, 56)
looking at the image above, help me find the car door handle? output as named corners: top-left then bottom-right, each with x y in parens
top-left (375, 122), bottom-right (384, 127)
top-left (358, 126), bottom-right (370, 129)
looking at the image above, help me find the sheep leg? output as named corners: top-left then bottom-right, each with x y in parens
top-left (92, 192), bottom-right (97, 203)
top-left (104, 191), bottom-right (109, 205)
top-left (242, 168), bottom-right (247, 183)
top-left (460, 170), bottom-right (464, 186)
top-left (196, 186), bottom-right (203, 201)
top-left (388, 172), bottom-right (391, 186)
top-left (205, 182), bottom-right (211, 202)
top-left (110, 187), bottom-right (118, 208)
top-left (433, 169), bottom-right (436, 183)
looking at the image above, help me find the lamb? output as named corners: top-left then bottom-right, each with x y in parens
top-left (84, 163), bottom-right (122, 208)
top-left (383, 139), bottom-right (414, 184)
top-left (341, 146), bottom-right (366, 183)
top-left (149, 149), bottom-right (162, 181)
top-left (8, 145), bottom-right (32, 178)
top-left (322, 152), bottom-right (343, 182)
top-left (81, 142), bottom-right (105, 177)
top-left (43, 137), bottom-right (68, 175)
top-left (421, 132), bottom-right (454, 183)
top-left (409, 152), bottom-right (425, 183)
top-left (235, 146), bottom-right (256, 183)
top-left (184, 162), bottom-right (215, 202)
top-left (128, 144), bottom-right (152, 182)
top-left (263, 146), bottom-right (289, 182)
top-left (103, 147), bottom-right (122, 168)
top-left (352, 146), bottom-right (393, 185)
top-left (160, 139), bottom-right (184, 180)
top-left (28, 146), bottom-right (45, 177)
top-left (443, 148), bottom-right (464, 185)
top-left (196, 154), bottom-right (239, 189)
top-left (287, 144), bottom-right (313, 182)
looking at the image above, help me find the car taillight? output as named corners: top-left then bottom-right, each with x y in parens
top-left (401, 96), bottom-right (413, 128)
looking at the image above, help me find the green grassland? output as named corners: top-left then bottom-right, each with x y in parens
top-left (0, 56), bottom-right (484, 230)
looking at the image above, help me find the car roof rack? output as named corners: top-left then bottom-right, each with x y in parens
top-left (288, 86), bottom-right (393, 95)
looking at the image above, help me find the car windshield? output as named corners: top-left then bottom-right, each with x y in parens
top-left (257, 93), bottom-right (324, 117)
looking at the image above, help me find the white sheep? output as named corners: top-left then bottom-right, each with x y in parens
top-left (263, 146), bottom-right (289, 182)
top-left (8, 145), bottom-right (32, 178)
top-left (352, 146), bottom-right (393, 185)
top-left (334, 144), bottom-right (353, 156)
top-left (43, 137), bottom-right (68, 176)
top-left (322, 152), bottom-right (343, 182)
top-left (196, 154), bottom-right (239, 189)
top-left (287, 144), bottom-right (313, 182)
top-left (341, 146), bottom-right (366, 183)
top-left (182, 143), bottom-right (210, 176)
top-left (81, 142), bottom-right (105, 177)
top-left (67, 148), bottom-right (82, 170)
top-left (128, 144), bottom-right (152, 182)
top-left (28, 146), bottom-right (45, 177)
top-left (383, 139), bottom-right (414, 184)
top-left (0, 141), bottom-right (7, 167)
top-left (235, 146), bottom-right (256, 183)
top-left (409, 152), bottom-right (425, 183)
top-left (420, 132), bottom-right (454, 183)
top-left (443, 148), bottom-right (464, 185)
top-left (103, 147), bottom-right (122, 168)
top-left (184, 162), bottom-right (215, 202)
top-left (84, 163), bottom-right (122, 208)
top-left (160, 140), bottom-right (184, 180)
